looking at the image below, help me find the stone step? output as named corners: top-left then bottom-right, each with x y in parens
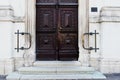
top-left (34, 61), bottom-right (81, 67)
top-left (18, 66), bottom-right (95, 75)
top-left (7, 71), bottom-right (106, 80)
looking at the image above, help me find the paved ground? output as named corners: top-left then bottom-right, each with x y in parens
top-left (0, 75), bottom-right (6, 80)
top-left (0, 74), bottom-right (120, 80)
top-left (105, 74), bottom-right (120, 80)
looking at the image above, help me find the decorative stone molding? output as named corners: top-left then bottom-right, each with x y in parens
top-left (0, 6), bottom-right (14, 21)
top-left (100, 7), bottom-right (120, 22)
top-left (89, 15), bottom-right (100, 23)
top-left (0, 6), bottom-right (25, 22)
top-left (13, 16), bottom-right (25, 23)
top-left (89, 7), bottom-right (120, 23)
top-left (23, 0), bottom-right (36, 66)
top-left (0, 58), bottom-right (14, 75)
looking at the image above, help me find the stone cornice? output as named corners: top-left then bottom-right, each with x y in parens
top-left (89, 15), bottom-right (100, 23)
top-left (100, 7), bottom-right (120, 22)
top-left (0, 6), bottom-right (25, 23)
top-left (89, 7), bottom-right (120, 23)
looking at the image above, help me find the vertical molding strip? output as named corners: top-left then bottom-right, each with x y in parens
top-left (24, 0), bottom-right (36, 66)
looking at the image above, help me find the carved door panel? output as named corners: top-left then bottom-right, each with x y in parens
top-left (36, 0), bottom-right (78, 61)
top-left (36, 6), bottom-right (57, 60)
top-left (58, 7), bottom-right (78, 60)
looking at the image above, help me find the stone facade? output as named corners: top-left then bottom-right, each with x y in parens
top-left (0, 0), bottom-right (120, 75)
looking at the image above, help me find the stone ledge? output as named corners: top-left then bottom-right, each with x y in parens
top-left (0, 6), bottom-right (14, 21)
top-left (89, 16), bottom-right (100, 23)
top-left (0, 6), bottom-right (25, 22)
top-left (90, 7), bottom-right (120, 23)
top-left (100, 7), bottom-right (120, 22)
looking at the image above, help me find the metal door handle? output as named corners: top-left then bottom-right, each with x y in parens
top-left (20, 32), bottom-right (31, 50)
top-left (82, 33), bottom-right (93, 50)
top-left (15, 30), bottom-right (32, 52)
top-left (82, 30), bottom-right (99, 52)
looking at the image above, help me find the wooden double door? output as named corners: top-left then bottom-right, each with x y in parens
top-left (36, 0), bottom-right (79, 61)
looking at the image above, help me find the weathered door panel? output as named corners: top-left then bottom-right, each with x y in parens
top-left (36, 6), bottom-right (57, 60)
top-left (36, 0), bottom-right (78, 61)
top-left (58, 7), bottom-right (78, 60)
top-left (36, 6), bottom-right (56, 32)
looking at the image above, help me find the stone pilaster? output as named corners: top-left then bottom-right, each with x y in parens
top-left (0, 6), bottom-right (14, 75)
top-left (24, 0), bottom-right (36, 66)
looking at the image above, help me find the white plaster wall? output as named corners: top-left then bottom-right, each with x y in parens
top-left (0, 15), bottom-right (15, 75)
top-left (100, 22), bottom-right (120, 73)
top-left (0, 22), bottom-right (13, 58)
top-left (13, 23), bottom-right (25, 58)
top-left (13, 23), bottom-right (25, 70)
top-left (0, 0), bottom-right (10, 6)
top-left (10, 0), bottom-right (25, 17)
top-left (9, 0), bottom-right (120, 74)
top-left (101, 23), bottom-right (120, 59)
top-left (0, 0), bottom-right (25, 16)
top-left (10, 0), bottom-right (26, 70)
top-left (89, 0), bottom-right (103, 16)
top-left (89, 0), bottom-right (120, 73)
top-left (1, 0), bottom-right (120, 75)
top-left (89, 0), bottom-right (120, 16)
top-left (0, 0), bottom-right (26, 75)
top-left (89, 22), bottom-right (101, 70)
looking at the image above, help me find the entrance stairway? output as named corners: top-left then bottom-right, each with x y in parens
top-left (7, 61), bottom-right (106, 80)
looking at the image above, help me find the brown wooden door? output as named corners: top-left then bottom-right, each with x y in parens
top-left (36, 0), bottom-right (79, 61)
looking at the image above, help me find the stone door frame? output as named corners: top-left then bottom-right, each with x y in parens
top-left (24, 0), bottom-right (89, 66)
